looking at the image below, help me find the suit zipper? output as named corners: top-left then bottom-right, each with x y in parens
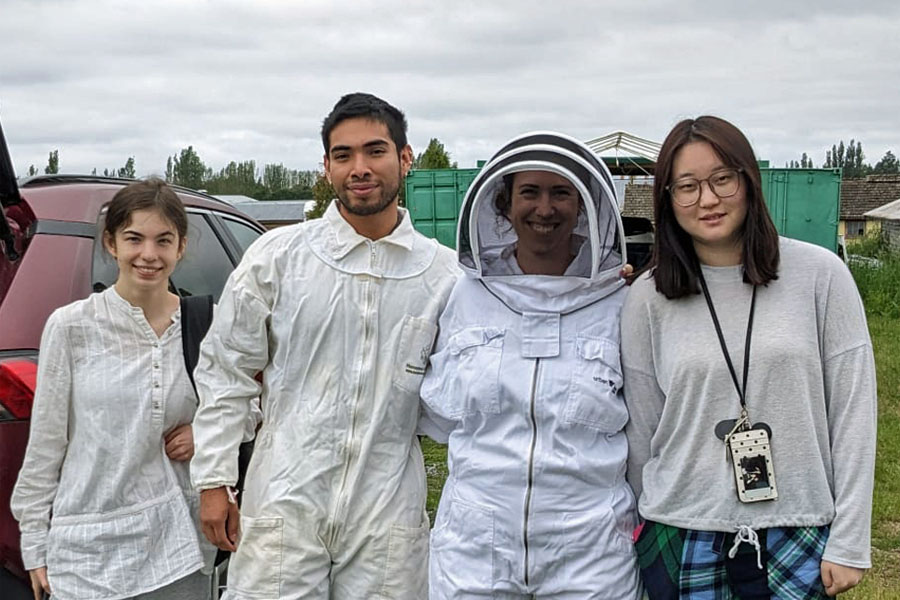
top-left (331, 243), bottom-right (376, 545)
top-left (523, 358), bottom-right (540, 587)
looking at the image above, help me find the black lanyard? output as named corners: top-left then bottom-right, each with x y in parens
top-left (697, 272), bottom-right (757, 409)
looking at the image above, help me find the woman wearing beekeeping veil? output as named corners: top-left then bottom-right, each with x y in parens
top-left (420, 132), bottom-right (641, 599)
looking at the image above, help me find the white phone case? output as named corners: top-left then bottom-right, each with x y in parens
top-left (729, 428), bottom-right (778, 503)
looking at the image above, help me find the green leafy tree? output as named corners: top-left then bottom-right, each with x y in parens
top-left (165, 157), bottom-right (174, 182)
top-left (823, 140), bottom-right (872, 177)
top-left (844, 140), bottom-right (871, 177)
top-left (307, 171), bottom-right (335, 219)
top-left (788, 153), bottom-right (814, 169)
top-left (257, 165), bottom-right (318, 200)
top-left (801, 153), bottom-right (813, 168)
top-left (845, 141), bottom-right (856, 171)
top-left (118, 157), bottom-right (136, 179)
top-left (44, 150), bottom-right (59, 174)
top-left (205, 160), bottom-right (262, 196)
top-left (170, 146), bottom-right (206, 190)
top-left (263, 163), bottom-right (291, 192)
top-left (27, 165), bottom-right (38, 176)
top-left (873, 150), bottom-right (900, 174)
top-left (413, 138), bottom-right (455, 169)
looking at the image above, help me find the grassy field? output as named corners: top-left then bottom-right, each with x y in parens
top-left (422, 254), bottom-right (900, 597)
top-left (845, 234), bottom-right (900, 597)
top-left (845, 312), bottom-right (900, 598)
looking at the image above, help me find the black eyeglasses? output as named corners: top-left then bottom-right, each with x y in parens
top-left (666, 168), bottom-right (743, 207)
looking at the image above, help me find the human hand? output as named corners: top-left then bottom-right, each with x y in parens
top-left (164, 423), bottom-right (194, 461)
top-left (620, 263), bottom-right (634, 278)
top-left (821, 560), bottom-right (865, 596)
top-left (29, 566), bottom-right (50, 599)
top-left (200, 487), bottom-right (240, 552)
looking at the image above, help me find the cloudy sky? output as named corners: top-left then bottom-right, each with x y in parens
top-left (2, 0), bottom-right (898, 180)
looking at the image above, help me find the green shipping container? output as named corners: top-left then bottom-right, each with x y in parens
top-left (760, 168), bottom-right (841, 253)
top-left (405, 168), bottom-right (480, 248)
top-left (407, 166), bottom-right (843, 254)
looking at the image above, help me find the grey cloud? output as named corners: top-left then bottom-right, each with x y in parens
top-left (1, 0), bottom-right (898, 176)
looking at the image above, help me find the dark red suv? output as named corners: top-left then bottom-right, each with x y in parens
top-left (0, 121), bottom-right (265, 596)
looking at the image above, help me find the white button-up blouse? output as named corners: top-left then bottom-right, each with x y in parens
top-left (11, 287), bottom-right (213, 600)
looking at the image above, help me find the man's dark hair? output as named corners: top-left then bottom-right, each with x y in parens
top-left (651, 115), bottom-right (780, 299)
top-left (321, 93), bottom-right (408, 156)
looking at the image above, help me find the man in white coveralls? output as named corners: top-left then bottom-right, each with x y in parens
top-left (190, 92), bottom-right (458, 599)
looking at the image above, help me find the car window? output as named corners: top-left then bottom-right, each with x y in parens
top-left (92, 211), bottom-right (235, 302)
top-left (221, 216), bottom-right (263, 258)
top-left (171, 213), bottom-right (234, 300)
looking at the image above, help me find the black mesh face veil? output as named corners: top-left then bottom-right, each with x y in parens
top-left (457, 134), bottom-right (623, 281)
top-left (486, 132), bottom-right (616, 200)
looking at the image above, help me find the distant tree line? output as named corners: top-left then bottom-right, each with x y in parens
top-left (163, 146), bottom-right (321, 200)
top-left (30, 135), bottom-right (899, 192)
top-left (786, 140), bottom-right (900, 177)
top-left (22, 137), bottom-right (460, 217)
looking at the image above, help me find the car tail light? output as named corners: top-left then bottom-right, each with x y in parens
top-left (0, 358), bottom-right (37, 421)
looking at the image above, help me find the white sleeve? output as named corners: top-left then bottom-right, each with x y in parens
top-left (10, 311), bottom-right (72, 570)
top-left (418, 302), bottom-right (461, 445)
top-left (190, 248), bottom-right (274, 491)
top-left (416, 402), bottom-right (456, 445)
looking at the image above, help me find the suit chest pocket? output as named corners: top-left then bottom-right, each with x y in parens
top-left (393, 315), bottom-right (439, 394)
top-left (564, 336), bottom-right (628, 432)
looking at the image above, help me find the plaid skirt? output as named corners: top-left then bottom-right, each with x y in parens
top-left (635, 520), bottom-right (829, 599)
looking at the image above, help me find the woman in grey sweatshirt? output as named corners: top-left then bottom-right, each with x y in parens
top-left (621, 116), bottom-right (876, 599)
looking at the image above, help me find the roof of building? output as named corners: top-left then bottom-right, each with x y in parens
top-left (586, 131), bottom-right (661, 177)
top-left (233, 200), bottom-right (309, 223)
top-left (864, 197), bottom-right (900, 220)
top-left (622, 182), bottom-right (654, 222)
top-left (840, 174), bottom-right (900, 220)
top-left (214, 194), bottom-right (259, 205)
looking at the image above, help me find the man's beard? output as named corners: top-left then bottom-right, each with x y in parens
top-left (336, 174), bottom-right (401, 217)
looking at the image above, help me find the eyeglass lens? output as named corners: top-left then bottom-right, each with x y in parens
top-left (670, 169), bottom-right (740, 205)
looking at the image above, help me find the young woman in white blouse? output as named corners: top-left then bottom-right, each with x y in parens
top-left (12, 179), bottom-right (215, 600)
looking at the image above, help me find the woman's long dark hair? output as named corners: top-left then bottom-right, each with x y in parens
top-left (651, 116), bottom-right (780, 299)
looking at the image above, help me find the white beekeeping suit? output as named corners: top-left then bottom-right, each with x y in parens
top-left (420, 132), bottom-right (642, 599)
top-left (190, 202), bottom-right (458, 599)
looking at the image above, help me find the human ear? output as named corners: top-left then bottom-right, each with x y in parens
top-left (323, 155), bottom-right (332, 184)
top-left (400, 144), bottom-right (413, 177)
top-left (103, 231), bottom-right (117, 258)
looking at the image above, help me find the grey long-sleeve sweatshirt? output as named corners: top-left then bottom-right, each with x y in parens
top-left (621, 237), bottom-right (876, 568)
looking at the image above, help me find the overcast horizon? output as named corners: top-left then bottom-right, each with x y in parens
top-left (2, 0), bottom-right (898, 180)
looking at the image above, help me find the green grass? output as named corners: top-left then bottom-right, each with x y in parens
top-left (423, 261), bottom-right (900, 596)
top-left (850, 256), bottom-right (900, 319)
top-left (846, 314), bottom-right (900, 598)
top-left (847, 232), bottom-right (889, 259)
top-left (422, 437), bottom-right (448, 524)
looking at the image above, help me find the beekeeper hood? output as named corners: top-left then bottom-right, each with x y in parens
top-left (457, 131), bottom-right (626, 315)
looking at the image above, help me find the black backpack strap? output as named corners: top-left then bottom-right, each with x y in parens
top-left (180, 294), bottom-right (214, 393)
